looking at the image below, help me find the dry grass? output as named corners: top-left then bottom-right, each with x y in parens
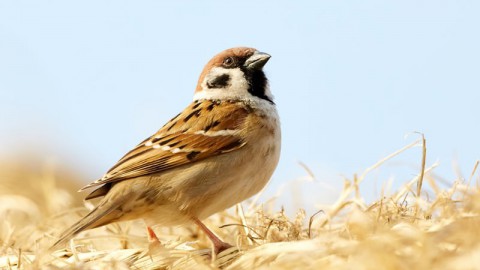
top-left (1, 139), bottom-right (480, 269)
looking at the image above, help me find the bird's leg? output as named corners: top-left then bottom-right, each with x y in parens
top-left (192, 217), bottom-right (232, 254)
top-left (146, 226), bottom-right (162, 252)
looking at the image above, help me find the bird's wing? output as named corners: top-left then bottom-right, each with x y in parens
top-left (80, 100), bottom-right (250, 191)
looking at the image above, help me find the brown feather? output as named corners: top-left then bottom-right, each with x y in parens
top-left (51, 196), bottom-right (128, 248)
top-left (81, 100), bottom-right (250, 191)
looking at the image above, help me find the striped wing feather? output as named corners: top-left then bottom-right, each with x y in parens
top-left (81, 100), bottom-right (249, 190)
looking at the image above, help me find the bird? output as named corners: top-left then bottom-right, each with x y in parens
top-left (52, 47), bottom-right (281, 254)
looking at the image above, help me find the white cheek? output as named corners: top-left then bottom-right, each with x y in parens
top-left (195, 67), bottom-right (251, 100)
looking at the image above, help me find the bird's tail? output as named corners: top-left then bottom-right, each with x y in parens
top-left (51, 199), bottom-right (122, 249)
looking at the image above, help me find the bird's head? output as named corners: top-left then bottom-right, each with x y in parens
top-left (194, 47), bottom-right (273, 104)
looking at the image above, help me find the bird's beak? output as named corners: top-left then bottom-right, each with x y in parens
top-left (244, 51), bottom-right (271, 70)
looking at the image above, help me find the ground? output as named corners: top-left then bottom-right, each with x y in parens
top-left (1, 141), bottom-right (480, 269)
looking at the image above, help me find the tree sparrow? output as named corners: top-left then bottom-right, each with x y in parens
top-left (53, 47), bottom-right (281, 254)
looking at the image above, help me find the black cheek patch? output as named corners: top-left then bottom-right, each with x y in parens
top-left (206, 74), bottom-right (230, 89)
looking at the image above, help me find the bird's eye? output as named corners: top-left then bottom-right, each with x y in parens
top-left (223, 57), bottom-right (235, 67)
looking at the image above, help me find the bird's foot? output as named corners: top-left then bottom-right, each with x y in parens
top-left (213, 241), bottom-right (233, 255)
top-left (146, 226), bottom-right (162, 253)
top-left (192, 217), bottom-right (235, 255)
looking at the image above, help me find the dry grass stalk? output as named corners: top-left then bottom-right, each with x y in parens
top-left (1, 140), bottom-right (480, 269)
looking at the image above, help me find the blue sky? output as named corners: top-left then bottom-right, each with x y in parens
top-left (1, 1), bottom-right (479, 208)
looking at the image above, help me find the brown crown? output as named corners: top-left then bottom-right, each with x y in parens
top-left (195, 47), bottom-right (257, 92)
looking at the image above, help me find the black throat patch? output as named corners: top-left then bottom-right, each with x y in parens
top-left (242, 68), bottom-right (273, 104)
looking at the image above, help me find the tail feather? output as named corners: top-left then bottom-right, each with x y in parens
top-left (51, 200), bottom-right (122, 249)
